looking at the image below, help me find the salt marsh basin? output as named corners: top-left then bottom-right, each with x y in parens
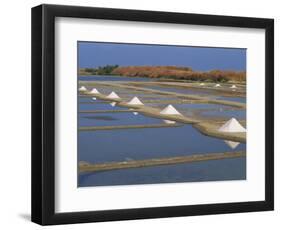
top-left (78, 75), bottom-right (246, 187)
top-left (77, 40), bottom-right (248, 187)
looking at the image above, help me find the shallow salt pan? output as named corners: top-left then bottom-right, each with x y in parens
top-left (79, 157), bottom-right (246, 187)
top-left (79, 112), bottom-right (163, 127)
top-left (78, 125), bottom-right (246, 164)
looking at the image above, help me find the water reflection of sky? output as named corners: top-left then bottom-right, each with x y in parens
top-left (79, 102), bottom-right (126, 111)
top-left (79, 157), bottom-right (246, 187)
top-left (79, 112), bottom-right (163, 127)
top-left (144, 85), bottom-right (211, 96)
top-left (201, 109), bottom-right (246, 120)
top-left (77, 74), bottom-right (246, 187)
top-left (217, 96), bottom-right (246, 103)
top-left (78, 125), bottom-right (246, 164)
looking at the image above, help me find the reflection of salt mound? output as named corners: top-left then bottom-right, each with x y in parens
top-left (110, 102), bottom-right (116, 107)
top-left (230, 85), bottom-right (237, 89)
top-left (106, 91), bottom-right (120, 99)
top-left (218, 118), bottom-right (246, 132)
top-left (79, 86), bottom-right (87, 92)
top-left (199, 83), bottom-right (205, 86)
top-left (127, 97), bottom-right (143, 105)
top-left (224, 140), bottom-right (240, 149)
top-left (160, 105), bottom-right (181, 115)
top-left (163, 119), bottom-right (176, 124)
top-left (92, 97), bottom-right (97, 101)
top-left (214, 84), bottom-right (221, 87)
top-left (90, 88), bottom-right (100, 94)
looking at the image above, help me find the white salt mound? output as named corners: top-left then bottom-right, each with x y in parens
top-left (215, 84), bottom-right (221, 87)
top-left (106, 91), bottom-right (120, 99)
top-left (230, 85), bottom-right (237, 89)
top-left (160, 105), bottom-right (182, 115)
top-left (90, 88), bottom-right (100, 94)
top-left (110, 102), bottom-right (116, 107)
top-left (127, 97), bottom-right (143, 105)
top-left (224, 140), bottom-right (240, 149)
top-left (218, 118), bottom-right (246, 133)
top-left (199, 83), bottom-right (205, 86)
top-left (79, 86), bottom-right (87, 92)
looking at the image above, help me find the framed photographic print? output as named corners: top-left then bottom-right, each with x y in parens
top-left (31, 4), bottom-right (274, 225)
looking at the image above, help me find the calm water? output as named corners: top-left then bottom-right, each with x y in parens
top-left (217, 96), bottom-right (246, 103)
top-left (78, 125), bottom-right (245, 164)
top-left (79, 75), bottom-right (154, 82)
top-left (144, 85), bottom-right (212, 95)
top-left (78, 76), bottom-right (246, 187)
top-left (175, 103), bottom-right (232, 110)
top-left (79, 157), bottom-right (246, 186)
top-left (201, 109), bottom-right (246, 120)
top-left (144, 85), bottom-right (246, 103)
top-left (79, 112), bottom-right (163, 127)
top-left (79, 102), bottom-right (127, 111)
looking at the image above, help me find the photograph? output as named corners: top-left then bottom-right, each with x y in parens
top-left (30, 3), bottom-right (274, 225)
top-left (77, 42), bottom-right (247, 187)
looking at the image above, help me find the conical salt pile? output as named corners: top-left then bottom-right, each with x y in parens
top-left (127, 96), bottom-right (143, 105)
top-left (230, 85), bottom-right (237, 89)
top-left (133, 112), bottom-right (139, 115)
top-left (224, 140), bottom-right (240, 149)
top-left (79, 86), bottom-right (87, 92)
top-left (214, 84), bottom-right (221, 87)
top-left (218, 118), bottom-right (246, 132)
top-left (106, 91), bottom-right (120, 99)
top-left (163, 119), bottom-right (176, 124)
top-left (160, 105), bottom-right (181, 115)
top-left (90, 88), bottom-right (100, 94)
top-left (92, 97), bottom-right (97, 101)
top-left (199, 83), bottom-right (205, 86)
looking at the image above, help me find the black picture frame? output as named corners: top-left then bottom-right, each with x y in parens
top-left (31, 4), bottom-right (274, 225)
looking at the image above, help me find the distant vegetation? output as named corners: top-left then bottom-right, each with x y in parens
top-left (79, 65), bottom-right (246, 82)
top-left (80, 65), bottom-right (119, 75)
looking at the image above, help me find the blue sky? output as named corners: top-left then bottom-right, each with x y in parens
top-left (78, 41), bottom-right (246, 71)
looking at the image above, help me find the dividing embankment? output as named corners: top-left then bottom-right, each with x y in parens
top-left (79, 151), bottom-right (246, 173)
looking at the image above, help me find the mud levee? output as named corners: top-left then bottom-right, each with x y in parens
top-left (79, 151), bottom-right (246, 173)
top-left (79, 123), bottom-right (182, 131)
top-left (194, 122), bottom-right (246, 143)
top-left (80, 81), bottom-right (246, 109)
top-left (79, 83), bottom-right (246, 143)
